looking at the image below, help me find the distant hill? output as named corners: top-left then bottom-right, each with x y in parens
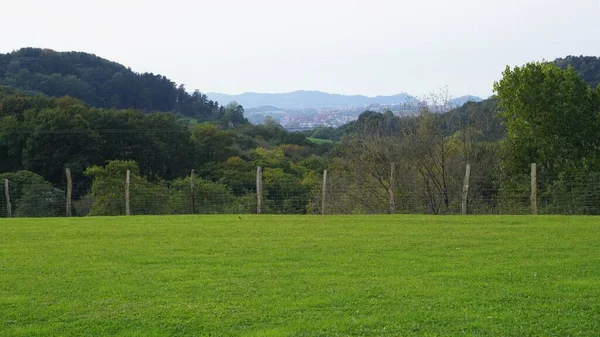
top-left (207, 90), bottom-right (419, 109)
top-left (0, 48), bottom-right (220, 120)
top-left (555, 55), bottom-right (600, 89)
top-left (450, 95), bottom-right (483, 106)
top-left (245, 105), bottom-right (284, 113)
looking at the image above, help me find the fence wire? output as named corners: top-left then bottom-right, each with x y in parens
top-left (2, 167), bottom-right (600, 217)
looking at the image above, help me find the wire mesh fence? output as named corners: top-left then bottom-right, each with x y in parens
top-left (2, 164), bottom-right (600, 217)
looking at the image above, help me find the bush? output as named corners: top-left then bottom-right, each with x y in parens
top-left (0, 170), bottom-right (64, 217)
top-left (167, 176), bottom-right (237, 214)
top-left (16, 184), bottom-right (64, 217)
top-left (85, 160), bottom-right (168, 216)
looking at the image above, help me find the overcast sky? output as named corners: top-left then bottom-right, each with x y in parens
top-left (2, 0), bottom-right (600, 98)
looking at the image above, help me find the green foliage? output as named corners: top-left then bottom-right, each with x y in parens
top-left (541, 170), bottom-right (600, 215)
top-left (219, 156), bottom-right (256, 196)
top-left (0, 170), bottom-right (64, 217)
top-left (494, 62), bottom-right (600, 179)
top-left (85, 160), bottom-right (168, 216)
top-left (307, 137), bottom-right (334, 145)
top-left (236, 122), bottom-right (308, 148)
top-left (310, 126), bottom-right (346, 141)
top-left (0, 92), bottom-right (197, 183)
top-left (0, 48), bottom-right (222, 120)
top-left (5, 53), bottom-right (600, 216)
top-left (167, 176), bottom-right (237, 214)
top-left (555, 55), bottom-right (600, 89)
top-left (190, 123), bottom-right (236, 168)
top-left (262, 168), bottom-right (310, 214)
top-left (220, 102), bottom-right (247, 126)
top-left (15, 184), bottom-right (65, 217)
top-left (253, 147), bottom-right (286, 167)
top-left (21, 97), bottom-right (101, 183)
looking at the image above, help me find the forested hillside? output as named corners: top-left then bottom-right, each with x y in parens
top-left (2, 51), bottom-right (600, 216)
top-left (0, 48), bottom-right (222, 120)
top-left (555, 55), bottom-right (600, 89)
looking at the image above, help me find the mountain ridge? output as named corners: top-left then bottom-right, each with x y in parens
top-left (0, 48), bottom-right (221, 121)
top-left (207, 90), bottom-right (417, 109)
top-left (207, 90), bottom-right (482, 110)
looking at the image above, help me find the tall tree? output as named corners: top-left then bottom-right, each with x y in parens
top-left (493, 62), bottom-right (600, 178)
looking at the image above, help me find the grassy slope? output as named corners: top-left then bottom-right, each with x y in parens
top-left (1, 215), bottom-right (599, 336)
top-left (307, 137), bottom-right (336, 145)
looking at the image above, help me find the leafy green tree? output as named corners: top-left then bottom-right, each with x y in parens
top-left (493, 62), bottom-right (600, 178)
top-left (85, 160), bottom-right (168, 216)
top-left (21, 96), bottom-right (101, 183)
top-left (262, 168), bottom-right (309, 214)
top-left (0, 48), bottom-right (221, 119)
top-left (253, 147), bottom-right (286, 168)
top-left (88, 109), bottom-right (194, 181)
top-left (166, 175), bottom-right (237, 214)
top-left (220, 102), bottom-right (248, 127)
top-left (219, 156), bottom-right (255, 196)
top-left (190, 123), bottom-right (236, 165)
top-left (555, 55), bottom-right (600, 89)
top-left (0, 170), bottom-right (64, 217)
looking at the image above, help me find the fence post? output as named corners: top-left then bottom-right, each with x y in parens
top-left (256, 166), bottom-right (263, 214)
top-left (125, 169), bottom-right (131, 216)
top-left (4, 179), bottom-right (11, 218)
top-left (461, 164), bottom-right (471, 215)
top-left (389, 162), bottom-right (396, 214)
top-left (321, 170), bottom-right (327, 215)
top-left (190, 169), bottom-right (196, 214)
top-left (65, 168), bottom-right (72, 217)
top-left (531, 163), bottom-right (537, 215)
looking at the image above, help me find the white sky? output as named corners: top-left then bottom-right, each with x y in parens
top-left (2, 0), bottom-right (600, 98)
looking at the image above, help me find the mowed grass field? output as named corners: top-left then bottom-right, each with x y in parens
top-left (1, 215), bottom-right (599, 336)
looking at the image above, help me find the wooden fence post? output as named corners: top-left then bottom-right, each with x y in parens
top-left (125, 169), bottom-right (131, 216)
top-left (4, 179), bottom-right (11, 218)
top-left (461, 164), bottom-right (471, 215)
top-left (531, 163), bottom-right (537, 215)
top-left (321, 170), bottom-right (327, 215)
top-left (65, 168), bottom-right (72, 217)
top-left (389, 162), bottom-right (396, 214)
top-left (190, 169), bottom-right (196, 214)
top-left (256, 166), bottom-right (263, 214)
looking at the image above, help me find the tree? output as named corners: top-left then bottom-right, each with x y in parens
top-left (21, 96), bottom-right (101, 184)
top-left (85, 160), bottom-right (168, 216)
top-left (0, 171), bottom-right (64, 217)
top-left (190, 123), bottom-right (235, 164)
top-left (555, 55), bottom-right (600, 89)
top-left (221, 102), bottom-right (247, 127)
top-left (167, 175), bottom-right (237, 214)
top-left (0, 48), bottom-right (221, 120)
top-left (493, 62), bottom-right (600, 179)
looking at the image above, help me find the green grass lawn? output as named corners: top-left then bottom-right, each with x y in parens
top-left (307, 137), bottom-right (336, 145)
top-left (1, 215), bottom-right (599, 336)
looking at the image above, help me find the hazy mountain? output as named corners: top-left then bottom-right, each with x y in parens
top-left (209, 90), bottom-right (484, 110)
top-left (208, 90), bottom-right (418, 109)
top-left (245, 105), bottom-right (284, 113)
top-left (450, 95), bottom-right (483, 106)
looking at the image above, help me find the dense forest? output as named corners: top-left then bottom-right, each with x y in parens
top-left (1, 50), bottom-right (600, 216)
top-left (555, 55), bottom-right (600, 89)
top-left (0, 48), bottom-right (227, 121)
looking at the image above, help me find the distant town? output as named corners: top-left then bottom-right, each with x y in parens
top-left (246, 103), bottom-right (420, 129)
top-left (208, 91), bottom-right (482, 130)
